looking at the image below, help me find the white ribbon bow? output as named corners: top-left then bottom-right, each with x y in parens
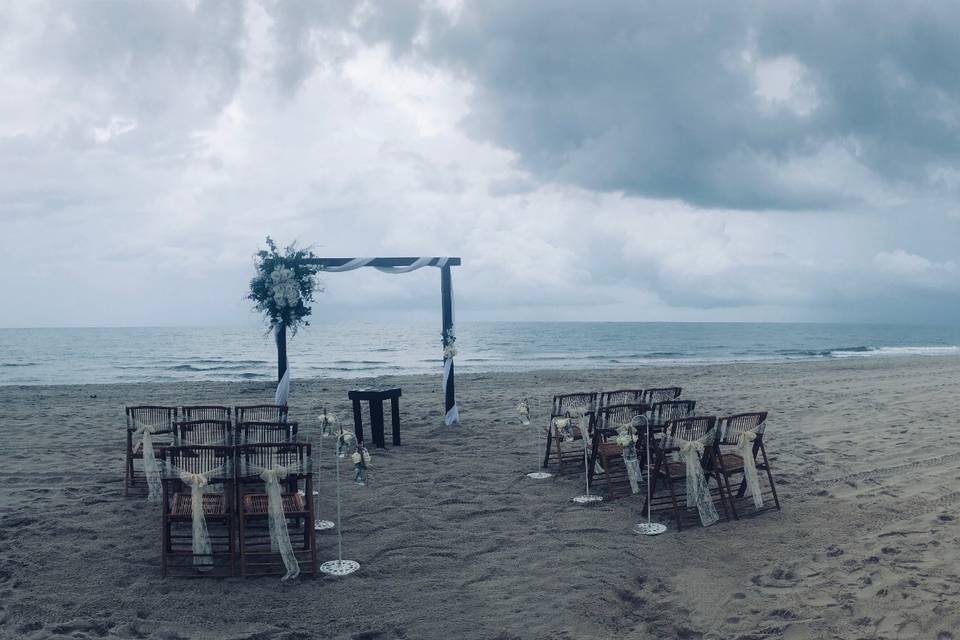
top-left (132, 420), bottom-right (162, 502)
top-left (736, 430), bottom-right (763, 509)
top-left (671, 429), bottom-right (720, 526)
top-left (176, 469), bottom-right (215, 569)
top-left (257, 465), bottom-right (300, 581)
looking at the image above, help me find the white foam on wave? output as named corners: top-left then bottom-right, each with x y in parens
top-left (831, 346), bottom-right (960, 358)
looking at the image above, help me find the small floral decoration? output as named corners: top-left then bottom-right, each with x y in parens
top-left (516, 399), bottom-right (530, 424)
top-left (248, 236), bottom-right (322, 333)
top-left (442, 327), bottom-right (457, 360)
top-left (317, 408), bottom-right (337, 437)
top-left (352, 443), bottom-right (371, 485)
top-left (335, 427), bottom-right (354, 457)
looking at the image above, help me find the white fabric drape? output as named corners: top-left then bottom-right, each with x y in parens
top-left (737, 430), bottom-right (763, 509)
top-left (165, 463), bottom-right (231, 569)
top-left (274, 365), bottom-right (290, 407)
top-left (238, 458), bottom-right (312, 581)
top-left (131, 419), bottom-right (163, 502)
top-left (665, 428), bottom-right (720, 527)
top-left (315, 257), bottom-right (437, 274)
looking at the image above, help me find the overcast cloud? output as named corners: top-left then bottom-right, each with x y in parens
top-left (1, 0), bottom-right (959, 327)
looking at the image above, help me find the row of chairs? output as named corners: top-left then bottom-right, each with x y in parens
top-left (542, 388), bottom-right (685, 473)
top-left (124, 404), bottom-right (289, 497)
top-left (159, 441), bottom-right (316, 577)
top-left (540, 389), bottom-right (781, 529)
top-left (643, 413), bottom-right (780, 529)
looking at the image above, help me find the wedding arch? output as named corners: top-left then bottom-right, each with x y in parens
top-left (272, 256), bottom-right (462, 426)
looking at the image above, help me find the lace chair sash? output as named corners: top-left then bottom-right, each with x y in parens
top-left (665, 428), bottom-right (720, 526)
top-left (736, 430), bottom-right (764, 509)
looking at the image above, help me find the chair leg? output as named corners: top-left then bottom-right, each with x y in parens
top-left (238, 501), bottom-right (246, 577)
top-left (715, 454), bottom-right (739, 520)
top-left (542, 426), bottom-right (553, 469)
top-left (760, 443), bottom-right (782, 510)
top-left (161, 511), bottom-right (168, 578)
top-left (662, 464), bottom-right (683, 531)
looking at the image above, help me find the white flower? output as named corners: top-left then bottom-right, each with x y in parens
top-left (268, 266), bottom-right (301, 309)
top-left (362, 450), bottom-right (371, 464)
top-left (615, 434), bottom-right (632, 447)
top-left (516, 401), bottom-right (529, 418)
top-left (351, 452), bottom-right (362, 464)
top-left (443, 344), bottom-right (458, 359)
top-left (553, 417), bottom-right (570, 429)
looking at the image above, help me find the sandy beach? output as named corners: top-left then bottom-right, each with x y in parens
top-left (3, 355), bottom-right (960, 639)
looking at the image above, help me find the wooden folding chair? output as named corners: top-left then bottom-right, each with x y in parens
top-left (176, 419), bottom-right (233, 445)
top-left (712, 412), bottom-right (781, 518)
top-left (649, 400), bottom-right (696, 434)
top-left (181, 405), bottom-right (232, 423)
top-left (542, 392), bottom-right (598, 474)
top-left (237, 420), bottom-right (299, 444)
top-left (235, 442), bottom-right (316, 577)
top-left (235, 404), bottom-right (289, 425)
top-left (643, 387), bottom-right (682, 405)
top-left (599, 389), bottom-right (644, 408)
top-left (589, 403), bottom-right (649, 500)
top-left (125, 406), bottom-right (177, 496)
top-left (643, 416), bottom-right (731, 530)
top-left (160, 444), bottom-right (235, 577)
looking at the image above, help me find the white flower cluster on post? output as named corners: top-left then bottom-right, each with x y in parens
top-left (269, 266), bottom-right (301, 309)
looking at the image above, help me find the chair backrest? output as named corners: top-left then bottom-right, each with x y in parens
top-left (160, 444), bottom-right (234, 498)
top-left (664, 416), bottom-right (718, 449)
top-left (596, 403), bottom-right (650, 434)
top-left (176, 419), bottom-right (233, 445)
top-left (599, 389), bottom-right (644, 408)
top-left (552, 392), bottom-right (598, 418)
top-left (238, 421), bottom-right (299, 444)
top-left (717, 412), bottom-right (768, 446)
top-left (181, 405), bottom-right (232, 422)
top-left (643, 387), bottom-right (682, 404)
top-left (235, 405), bottom-right (288, 425)
top-left (651, 400), bottom-right (696, 425)
top-left (126, 406), bottom-right (178, 434)
top-left (235, 442), bottom-right (311, 486)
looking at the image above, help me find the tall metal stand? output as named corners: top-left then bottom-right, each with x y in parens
top-left (319, 436), bottom-right (359, 576)
top-left (313, 415), bottom-right (334, 531)
top-left (634, 416), bottom-right (666, 535)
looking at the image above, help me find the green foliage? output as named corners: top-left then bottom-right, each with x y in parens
top-left (247, 237), bottom-right (322, 333)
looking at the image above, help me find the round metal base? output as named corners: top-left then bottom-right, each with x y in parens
top-left (572, 494), bottom-right (604, 505)
top-left (634, 522), bottom-right (668, 536)
top-left (320, 559), bottom-right (360, 576)
top-left (314, 519), bottom-right (335, 531)
top-left (527, 471), bottom-right (553, 479)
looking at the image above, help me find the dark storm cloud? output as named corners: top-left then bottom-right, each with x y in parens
top-left (314, 0), bottom-right (960, 211)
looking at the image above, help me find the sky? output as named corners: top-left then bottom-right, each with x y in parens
top-left (2, 0), bottom-right (959, 327)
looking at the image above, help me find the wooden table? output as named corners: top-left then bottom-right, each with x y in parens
top-left (348, 388), bottom-right (402, 448)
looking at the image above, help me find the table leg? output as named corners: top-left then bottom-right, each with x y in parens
top-left (352, 399), bottom-right (363, 445)
top-left (370, 400), bottom-right (385, 448)
top-left (390, 397), bottom-right (401, 446)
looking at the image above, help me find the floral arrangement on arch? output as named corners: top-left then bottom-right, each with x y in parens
top-left (247, 236), bottom-right (322, 333)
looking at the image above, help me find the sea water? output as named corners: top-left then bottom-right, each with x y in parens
top-left (1, 322), bottom-right (959, 385)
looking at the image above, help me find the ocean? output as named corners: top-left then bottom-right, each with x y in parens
top-left (1, 322), bottom-right (959, 386)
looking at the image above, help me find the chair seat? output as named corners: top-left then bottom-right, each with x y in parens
top-left (720, 452), bottom-right (745, 471)
top-left (650, 461), bottom-right (688, 477)
top-left (241, 492), bottom-right (306, 516)
top-left (171, 493), bottom-right (226, 517)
